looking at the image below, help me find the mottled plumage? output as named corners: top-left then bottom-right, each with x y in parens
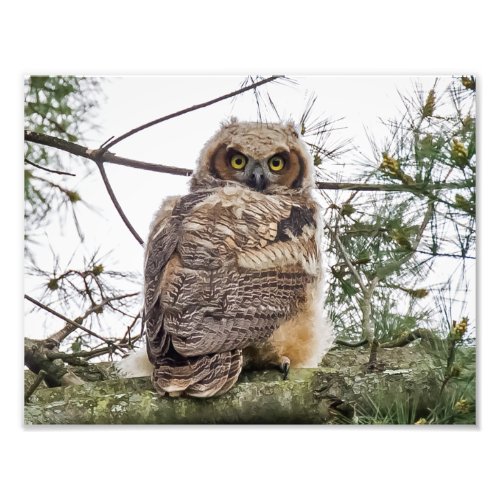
top-left (119, 119), bottom-right (330, 397)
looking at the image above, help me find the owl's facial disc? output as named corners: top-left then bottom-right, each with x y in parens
top-left (210, 145), bottom-right (304, 191)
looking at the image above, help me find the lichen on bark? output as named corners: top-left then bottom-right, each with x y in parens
top-left (24, 343), bottom-right (460, 425)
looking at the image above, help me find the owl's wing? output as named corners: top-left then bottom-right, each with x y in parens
top-left (147, 189), bottom-right (319, 360)
top-left (143, 191), bottom-right (211, 352)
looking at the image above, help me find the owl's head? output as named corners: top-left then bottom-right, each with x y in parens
top-left (191, 118), bottom-right (315, 193)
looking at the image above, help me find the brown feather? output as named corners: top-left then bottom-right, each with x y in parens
top-left (144, 120), bottom-right (330, 397)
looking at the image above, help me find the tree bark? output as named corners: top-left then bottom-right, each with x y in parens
top-left (24, 343), bottom-right (452, 425)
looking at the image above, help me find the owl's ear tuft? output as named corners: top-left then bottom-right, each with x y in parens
top-left (284, 120), bottom-right (300, 138)
top-left (220, 116), bottom-right (239, 128)
top-left (218, 116), bottom-right (239, 134)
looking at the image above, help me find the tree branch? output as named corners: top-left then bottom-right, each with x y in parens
top-left (316, 180), bottom-right (471, 192)
top-left (24, 131), bottom-right (471, 193)
top-left (24, 338), bottom-right (86, 388)
top-left (25, 130), bottom-right (192, 175)
top-left (24, 293), bottom-right (139, 389)
top-left (380, 328), bottom-right (437, 348)
top-left (24, 343), bottom-right (449, 424)
top-left (329, 220), bottom-right (367, 295)
top-left (414, 249), bottom-right (475, 260)
top-left (100, 76), bottom-right (283, 151)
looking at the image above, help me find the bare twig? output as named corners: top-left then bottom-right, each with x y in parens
top-left (119, 311), bottom-right (142, 346)
top-left (95, 159), bottom-right (144, 245)
top-left (25, 158), bottom-right (75, 176)
top-left (30, 174), bottom-right (77, 199)
top-left (47, 345), bottom-right (117, 362)
top-left (25, 294), bottom-right (132, 352)
top-left (48, 292), bottom-right (140, 345)
top-left (101, 76), bottom-right (283, 151)
top-left (334, 329), bottom-right (438, 362)
top-left (25, 294), bottom-right (100, 337)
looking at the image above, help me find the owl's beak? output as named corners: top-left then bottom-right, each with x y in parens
top-left (246, 164), bottom-right (268, 192)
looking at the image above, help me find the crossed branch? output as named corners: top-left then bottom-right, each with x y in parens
top-left (25, 127), bottom-right (471, 246)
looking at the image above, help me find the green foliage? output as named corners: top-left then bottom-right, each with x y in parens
top-left (71, 339), bottom-right (82, 353)
top-left (325, 76), bottom-right (476, 350)
top-left (25, 76), bottom-right (101, 142)
top-left (372, 297), bottom-right (430, 344)
top-left (355, 342), bottom-right (475, 425)
top-left (24, 76), bottom-right (103, 252)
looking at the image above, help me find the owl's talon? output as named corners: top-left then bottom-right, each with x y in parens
top-left (280, 357), bottom-right (290, 380)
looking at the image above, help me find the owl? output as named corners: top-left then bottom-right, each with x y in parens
top-left (119, 119), bottom-right (330, 397)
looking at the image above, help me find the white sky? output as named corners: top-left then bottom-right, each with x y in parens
top-left (24, 75), bottom-right (475, 340)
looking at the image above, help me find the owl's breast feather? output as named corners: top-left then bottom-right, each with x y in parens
top-left (180, 186), bottom-right (319, 275)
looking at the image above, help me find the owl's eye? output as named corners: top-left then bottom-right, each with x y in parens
top-left (229, 153), bottom-right (247, 170)
top-left (268, 155), bottom-right (285, 172)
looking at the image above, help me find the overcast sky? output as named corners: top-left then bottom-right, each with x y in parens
top-left (24, 75), bottom-right (474, 340)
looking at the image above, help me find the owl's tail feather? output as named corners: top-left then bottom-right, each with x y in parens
top-left (152, 349), bottom-right (243, 398)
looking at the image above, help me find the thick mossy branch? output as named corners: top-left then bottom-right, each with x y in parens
top-left (25, 344), bottom-right (449, 424)
top-left (24, 338), bottom-right (85, 389)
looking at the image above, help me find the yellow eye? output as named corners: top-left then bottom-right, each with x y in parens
top-left (230, 153), bottom-right (247, 170)
top-left (268, 155), bottom-right (285, 172)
